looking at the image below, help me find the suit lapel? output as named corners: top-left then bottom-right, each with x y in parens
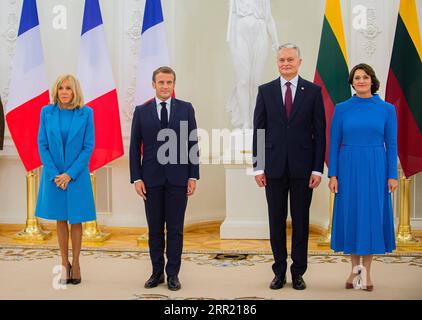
top-left (289, 76), bottom-right (306, 122)
top-left (45, 105), bottom-right (65, 164)
top-left (168, 99), bottom-right (177, 129)
top-left (148, 99), bottom-right (161, 131)
top-left (272, 79), bottom-right (287, 123)
top-left (66, 107), bottom-right (86, 147)
top-left (46, 104), bottom-right (63, 148)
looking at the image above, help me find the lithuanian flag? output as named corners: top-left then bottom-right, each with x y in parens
top-left (314, 0), bottom-right (351, 165)
top-left (386, 0), bottom-right (422, 178)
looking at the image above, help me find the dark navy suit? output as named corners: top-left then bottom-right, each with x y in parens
top-left (253, 76), bottom-right (326, 278)
top-left (130, 98), bottom-right (199, 277)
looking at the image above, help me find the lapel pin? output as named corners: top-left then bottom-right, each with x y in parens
top-left (301, 87), bottom-right (304, 90)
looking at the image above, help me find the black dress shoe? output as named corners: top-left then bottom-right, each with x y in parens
top-left (167, 276), bottom-right (181, 291)
top-left (144, 273), bottom-right (164, 288)
top-left (269, 276), bottom-right (286, 290)
top-left (292, 275), bottom-right (307, 290)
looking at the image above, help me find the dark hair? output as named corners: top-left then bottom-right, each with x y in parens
top-left (348, 63), bottom-right (380, 94)
top-left (152, 66), bottom-right (176, 82)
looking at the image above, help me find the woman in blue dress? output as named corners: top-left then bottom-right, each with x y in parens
top-left (35, 74), bottom-right (96, 285)
top-left (328, 64), bottom-right (398, 291)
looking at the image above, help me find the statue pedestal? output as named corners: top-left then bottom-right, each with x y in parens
top-left (220, 129), bottom-right (269, 239)
top-left (221, 129), bottom-right (254, 163)
top-left (220, 164), bottom-right (269, 239)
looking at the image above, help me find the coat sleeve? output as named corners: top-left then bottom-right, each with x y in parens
top-left (327, 105), bottom-right (342, 178)
top-left (312, 87), bottom-right (326, 173)
top-left (188, 103), bottom-right (200, 180)
top-left (129, 106), bottom-right (143, 183)
top-left (38, 107), bottom-right (60, 181)
top-left (253, 86), bottom-right (266, 172)
top-left (66, 108), bottom-right (95, 180)
top-left (385, 104), bottom-right (398, 179)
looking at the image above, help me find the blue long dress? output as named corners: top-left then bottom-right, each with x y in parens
top-left (57, 108), bottom-right (74, 219)
top-left (328, 94), bottom-right (397, 255)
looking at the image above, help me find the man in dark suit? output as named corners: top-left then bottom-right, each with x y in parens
top-left (253, 43), bottom-right (326, 290)
top-left (130, 66), bottom-right (199, 291)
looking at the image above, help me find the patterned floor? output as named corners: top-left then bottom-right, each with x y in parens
top-left (1, 247), bottom-right (421, 300)
top-left (2, 221), bottom-right (421, 300)
top-left (2, 247), bottom-right (421, 267)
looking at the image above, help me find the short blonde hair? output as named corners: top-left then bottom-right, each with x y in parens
top-left (51, 74), bottom-right (84, 109)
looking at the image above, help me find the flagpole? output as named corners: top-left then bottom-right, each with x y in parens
top-left (317, 192), bottom-right (334, 247)
top-left (82, 172), bottom-right (110, 243)
top-left (14, 169), bottom-right (51, 241)
top-left (396, 170), bottom-right (422, 249)
top-left (314, 0), bottom-right (349, 248)
top-left (78, 0), bottom-right (124, 246)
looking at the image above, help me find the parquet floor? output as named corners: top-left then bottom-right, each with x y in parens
top-left (0, 221), bottom-right (421, 253)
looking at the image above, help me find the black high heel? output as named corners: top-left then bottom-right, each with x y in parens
top-left (59, 263), bottom-right (72, 285)
top-left (70, 265), bottom-right (81, 285)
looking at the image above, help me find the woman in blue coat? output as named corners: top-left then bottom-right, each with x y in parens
top-left (328, 64), bottom-right (398, 292)
top-left (35, 74), bottom-right (96, 285)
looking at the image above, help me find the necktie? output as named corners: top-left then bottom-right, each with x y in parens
top-left (285, 82), bottom-right (292, 120)
top-left (160, 101), bottom-right (168, 128)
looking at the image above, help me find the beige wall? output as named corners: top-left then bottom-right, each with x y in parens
top-left (1, 0), bottom-right (421, 228)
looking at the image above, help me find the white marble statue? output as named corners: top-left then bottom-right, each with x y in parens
top-left (226, 0), bottom-right (279, 129)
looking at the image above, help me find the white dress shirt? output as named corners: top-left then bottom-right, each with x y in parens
top-left (155, 97), bottom-right (171, 122)
top-left (280, 74), bottom-right (299, 104)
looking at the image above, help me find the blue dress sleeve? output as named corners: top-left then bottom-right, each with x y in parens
top-left (385, 104), bottom-right (398, 179)
top-left (328, 105), bottom-right (343, 177)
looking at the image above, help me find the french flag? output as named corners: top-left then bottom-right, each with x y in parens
top-left (5, 0), bottom-right (49, 171)
top-left (134, 0), bottom-right (171, 106)
top-left (78, 0), bottom-right (124, 172)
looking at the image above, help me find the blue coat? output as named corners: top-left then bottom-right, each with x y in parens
top-left (35, 104), bottom-right (96, 224)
